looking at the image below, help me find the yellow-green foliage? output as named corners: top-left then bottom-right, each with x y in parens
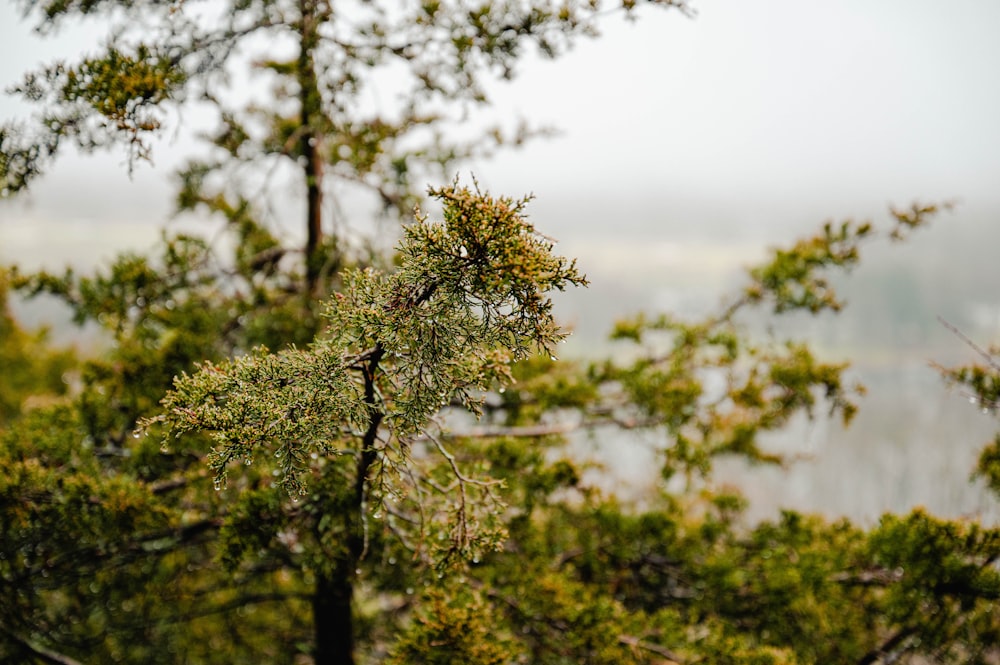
top-left (0, 271), bottom-right (75, 424)
top-left (2, 2), bottom-right (998, 658)
top-left (386, 587), bottom-right (520, 665)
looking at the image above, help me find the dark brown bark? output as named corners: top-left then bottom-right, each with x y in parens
top-left (313, 568), bottom-right (357, 665)
top-left (312, 343), bottom-right (384, 665)
top-left (298, 0), bottom-right (325, 292)
top-left (302, 129), bottom-right (323, 291)
top-left (857, 626), bottom-right (916, 665)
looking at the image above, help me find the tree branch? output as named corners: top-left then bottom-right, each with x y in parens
top-left (352, 341), bottom-right (386, 561)
top-left (857, 626), bottom-right (917, 665)
top-left (617, 634), bottom-right (685, 664)
top-left (0, 626), bottom-right (85, 665)
top-left (442, 422), bottom-right (577, 438)
top-left (938, 316), bottom-right (1000, 372)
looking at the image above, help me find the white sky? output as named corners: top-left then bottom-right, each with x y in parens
top-left (480, 0), bottom-right (1000, 219)
top-left (1, 0), bottom-right (999, 280)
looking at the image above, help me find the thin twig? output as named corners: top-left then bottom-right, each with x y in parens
top-left (938, 316), bottom-right (1000, 371)
top-left (617, 634), bottom-right (686, 664)
top-left (441, 422), bottom-right (577, 438)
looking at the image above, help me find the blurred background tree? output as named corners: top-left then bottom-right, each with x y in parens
top-left (1, 0), bottom-right (694, 663)
top-left (0, 269), bottom-right (74, 422)
top-left (1, 0), bottom-right (692, 291)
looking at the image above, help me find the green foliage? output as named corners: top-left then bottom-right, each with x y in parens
top-left (4, 3), bottom-right (999, 661)
top-left (8, 222), bottom-right (342, 455)
top-left (2, 406), bottom-right (174, 662)
top-left (745, 219), bottom-right (873, 314)
top-left (862, 510), bottom-right (1000, 663)
top-left (5, 177), bottom-right (996, 665)
top-left (144, 184), bottom-right (585, 571)
top-left (940, 357), bottom-right (1000, 416)
top-left (936, 319), bottom-right (1000, 501)
top-left (16, 45), bottom-right (184, 162)
top-left (386, 587), bottom-right (520, 665)
top-left (0, 401), bottom-right (317, 664)
top-left (974, 434), bottom-right (1000, 497)
top-left (0, 270), bottom-right (75, 425)
top-left (588, 209), bottom-right (948, 489)
top-left (1, 230), bottom-right (335, 663)
top-left (2, 0), bottom-right (685, 660)
top-left (594, 227), bottom-right (875, 483)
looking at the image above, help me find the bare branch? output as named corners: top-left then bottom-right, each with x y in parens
top-left (938, 316), bottom-right (1000, 372)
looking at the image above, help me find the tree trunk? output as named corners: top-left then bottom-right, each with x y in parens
top-left (298, 0), bottom-right (325, 292)
top-left (312, 567), bottom-right (356, 665)
top-left (312, 345), bottom-right (384, 665)
top-left (303, 128), bottom-right (324, 292)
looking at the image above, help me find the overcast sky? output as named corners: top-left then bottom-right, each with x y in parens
top-left (481, 0), bottom-right (1000, 230)
top-left (2, 0), bottom-right (999, 277)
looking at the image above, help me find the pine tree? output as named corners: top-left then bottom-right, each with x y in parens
top-left (132, 181), bottom-right (583, 664)
top-left (4, 1), bottom-right (1000, 662)
top-left (2, 0), bottom-right (692, 290)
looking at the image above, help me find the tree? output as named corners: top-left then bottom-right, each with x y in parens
top-left (2, 0), bottom-right (692, 290)
top-left (4, 186), bottom-right (999, 664)
top-left (140, 181), bottom-right (585, 664)
top-left (2, 2), bottom-right (689, 658)
top-left (402, 202), bottom-right (1000, 665)
top-left (4, 1), bottom-right (1000, 662)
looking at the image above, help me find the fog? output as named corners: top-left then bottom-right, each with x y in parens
top-left (2, 0), bottom-right (999, 523)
